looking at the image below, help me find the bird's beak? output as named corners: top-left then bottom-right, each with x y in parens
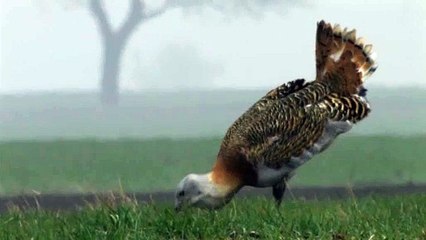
top-left (174, 200), bottom-right (183, 212)
top-left (174, 205), bottom-right (181, 212)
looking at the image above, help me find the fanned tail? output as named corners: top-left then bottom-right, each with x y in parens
top-left (315, 20), bottom-right (378, 96)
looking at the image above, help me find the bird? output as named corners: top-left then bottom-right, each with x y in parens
top-left (175, 20), bottom-right (377, 210)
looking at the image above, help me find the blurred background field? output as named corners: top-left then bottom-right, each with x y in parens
top-left (1, 135), bottom-right (425, 195)
top-left (1, 88), bottom-right (426, 195)
top-left (0, 88), bottom-right (426, 195)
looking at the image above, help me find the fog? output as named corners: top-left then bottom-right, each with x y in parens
top-left (1, 0), bottom-right (426, 140)
top-left (2, 0), bottom-right (425, 93)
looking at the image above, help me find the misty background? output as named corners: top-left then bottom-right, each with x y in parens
top-left (1, 0), bottom-right (426, 140)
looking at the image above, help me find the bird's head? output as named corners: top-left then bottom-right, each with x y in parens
top-left (174, 172), bottom-right (238, 211)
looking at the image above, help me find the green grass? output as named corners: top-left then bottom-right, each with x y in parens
top-left (1, 195), bottom-right (425, 239)
top-left (0, 135), bottom-right (425, 195)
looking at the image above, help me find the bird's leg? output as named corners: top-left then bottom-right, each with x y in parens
top-left (272, 180), bottom-right (286, 207)
top-left (272, 172), bottom-right (294, 207)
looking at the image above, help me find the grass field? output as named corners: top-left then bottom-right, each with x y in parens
top-left (1, 194), bottom-right (425, 239)
top-left (1, 135), bottom-right (425, 195)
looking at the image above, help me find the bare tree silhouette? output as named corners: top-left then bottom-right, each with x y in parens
top-left (86, 0), bottom-right (303, 105)
top-left (89, 0), bottom-right (168, 105)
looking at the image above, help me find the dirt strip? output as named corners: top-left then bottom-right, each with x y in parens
top-left (1, 184), bottom-right (425, 213)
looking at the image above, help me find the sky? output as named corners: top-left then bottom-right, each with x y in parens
top-left (1, 0), bottom-right (425, 93)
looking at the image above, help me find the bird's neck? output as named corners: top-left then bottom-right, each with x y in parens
top-left (207, 170), bottom-right (240, 198)
top-left (210, 150), bottom-right (256, 197)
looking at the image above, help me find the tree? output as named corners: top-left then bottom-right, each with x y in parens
top-left (84, 0), bottom-right (304, 105)
top-left (89, 0), bottom-right (168, 105)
